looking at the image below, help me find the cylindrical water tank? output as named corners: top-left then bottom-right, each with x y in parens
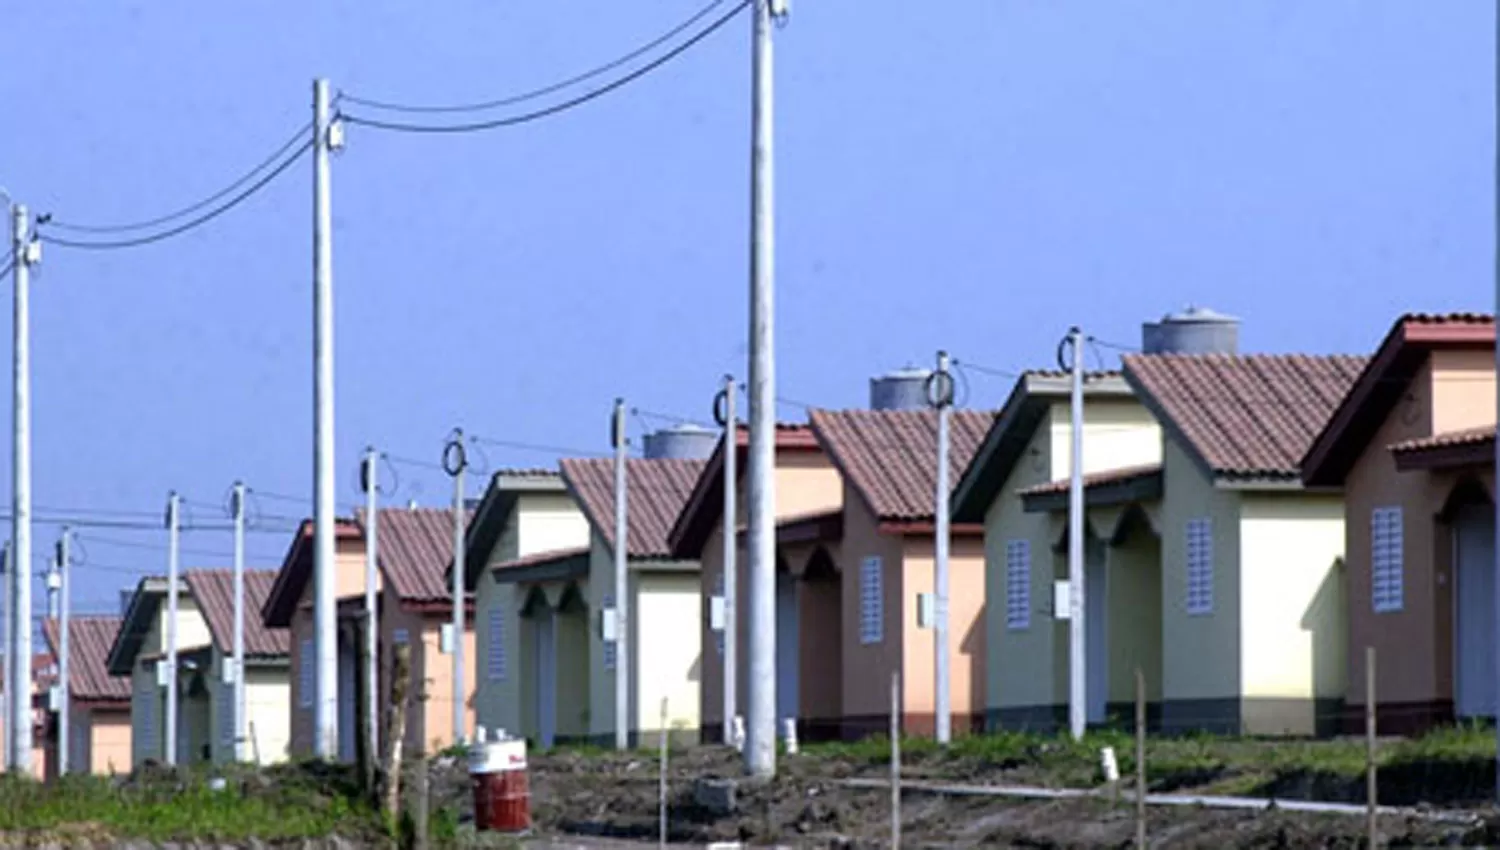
top-left (1141, 306), bottom-right (1240, 355)
top-left (643, 424), bottom-right (718, 460)
top-left (869, 368), bottom-right (932, 411)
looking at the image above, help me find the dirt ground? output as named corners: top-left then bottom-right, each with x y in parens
top-left (427, 747), bottom-right (1500, 848)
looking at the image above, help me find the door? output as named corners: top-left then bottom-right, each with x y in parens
top-left (1085, 543), bottom-right (1108, 724)
top-left (535, 609), bottom-right (557, 749)
top-left (1454, 505), bottom-right (1496, 718)
top-left (775, 573), bottom-right (799, 728)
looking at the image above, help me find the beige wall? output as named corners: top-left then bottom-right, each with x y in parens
top-left (900, 535), bottom-right (986, 725)
top-left (635, 572), bottom-right (702, 736)
top-left (1046, 399), bottom-right (1163, 480)
top-left (86, 709), bottom-right (131, 775)
top-left (1430, 349), bottom-right (1497, 434)
top-left (416, 618), bottom-right (476, 753)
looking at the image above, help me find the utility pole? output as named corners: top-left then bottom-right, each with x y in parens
top-left (311, 76), bottom-right (339, 761)
top-left (231, 482), bottom-right (247, 762)
top-left (165, 491), bottom-right (181, 765)
top-left (56, 530), bottom-right (70, 775)
top-left (1065, 327), bottom-right (1087, 741)
top-left (362, 448), bottom-right (379, 772)
top-left (745, 0), bottom-right (780, 780)
top-left (928, 351), bottom-right (954, 744)
top-left (10, 202), bottom-right (34, 774)
top-left (45, 555), bottom-right (59, 622)
top-left (716, 376), bottom-right (738, 746)
top-left (444, 429), bottom-right (468, 746)
top-left (0, 543), bottom-right (8, 769)
top-left (612, 399), bottom-right (630, 751)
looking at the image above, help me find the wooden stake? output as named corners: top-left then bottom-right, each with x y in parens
top-left (414, 675), bottom-right (430, 850)
top-left (1366, 646), bottom-right (1377, 849)
top-left (383, 642), bottom-right (412, 824)
top-left (355, 620), bottom-right (373, 799)
top-left (1135, 667), bottom-right (1146, 849)
top-left (891, 671), bottom-right (901, 850)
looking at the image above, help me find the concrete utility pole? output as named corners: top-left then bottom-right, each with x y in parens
top-left (231, 482), bottom-right (247, 762)
top-left (612, 399), bottom-right (630, 751)
top-left (45, 556), bottom-right (59, 622)
top-left (9, 202), bottom-right (34, 774)
top-left (1493, 1), bottom-right (1500, 799)
top-left (718, 376), bottom-right (738, 746)
top-left (362, 449), bottom-right (379, 770)
top-left (165, 491), bottom-right (181, 765)
top-left (56, 530), bottom-right (70, 775)
top-left (445, 429), bottom-right (468, 746)
top-left (0, 543), bottom-right (8, 769)
top-left (1065, 327), bottom-right (1087, 741)
top-left (929, 351), bottom-right (954, 744)
top-left (744, 0), bottom-right (780, 780)
top-left (311, 76), bottom-right (339, 761)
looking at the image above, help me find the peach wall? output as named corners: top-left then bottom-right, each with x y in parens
top-left (287, 536), bottom-right (376, 758)
top-left (839, 483), bottom-right (904, 721)
top-left (901, 535), bottom-right (986, 725)
top-left (416, 617), bottom-right (477, 753)
top-left (1430, 349), bottom-right (1497, 435)
top-left (89, 709), bottom-right (132, 775)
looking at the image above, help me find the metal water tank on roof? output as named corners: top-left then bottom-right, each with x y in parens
top-left (870, 367), bottom-right (932, 411)
top-left (1141, 306), bottom-right (1240, 355)
top-left (643, 424), bottom-right (717, 460)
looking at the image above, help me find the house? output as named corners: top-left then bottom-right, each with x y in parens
top-left (1301, 313), bottom-right (1495, 732)
top-left (261, 517), bottom-right (375, 761)
top-left (949, 370), bottom-right (1163, 732)
top-left (462, 469), bottom-right (590, 748)
top-left (41, 616), bottom-right (131, 775)
top-left (669, 422), bottom-right (844, 742)
top-left (2, 652), bottom-right (61, 778)
top-left (1118, 311), bottom-right (1365, 735)
top-left (558, 448), bottom-right (708, 746)
top-left (108, 574), bottom-right (211, 765)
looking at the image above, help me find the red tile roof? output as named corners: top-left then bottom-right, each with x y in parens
top-left (560, 457), bottom-right (706, 559)
top-left (807, 409), bottom-right (995, 522)
top-left (361, 507), bottom-right (473, 604)
top-left (1016, 463), bottom-right (1163, 498)
top-left (184, 569), bottom-right (289, 658)
top-left (41, 617), bottom-right (129, 703)
top-left (1123, 354), bottom-right (1367, 482)
top-left (1302, 313), bottom-right (1494, 486)
top-left (1390, 425), bottom-right (1496, 454)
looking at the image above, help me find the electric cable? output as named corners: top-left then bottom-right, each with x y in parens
top-left (342, 0), bottom-right (750, 134)
top-left (467, 434), bottom-right (610, 459)
top-left (44, 122), bottom-right (313, 234)
top-left (340, 0), bottom-right (734, 114)
top-left (38, 141), bottom-right (312, 250)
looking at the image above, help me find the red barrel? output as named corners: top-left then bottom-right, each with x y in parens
top-left (471, 736), bottom-right (530, 832)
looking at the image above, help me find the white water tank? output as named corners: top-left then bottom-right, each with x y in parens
top-left (870, 368), bottom-right (932, 411)
top-left (1142, 306), bottom-right (1240, 355)
top-left (643, 424), bottom-right (717, 460)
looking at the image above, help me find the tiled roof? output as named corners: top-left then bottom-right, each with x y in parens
top-left (1390, 425), bottom-right (1496, 454)
top-left (361, 507), bottom-right (473, 604)
top-left (184, 569), bottom-right (289, 658)
top-left (1016, 464), bottom-right (1163, 498)
top-left (560, 457), bottom-right (706, 558)
top-left (1124, 354), bottom-right (1367, 481)
top-left (41, 617), bottom-right (130, 702)
top-left (808, 409), bottom-right (995, 522)
top-left (494, 546), bottom-right (591, 571)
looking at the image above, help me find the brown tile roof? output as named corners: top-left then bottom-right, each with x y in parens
top-left (1302, 313), bottom-right (1494, 486)
top-left (361, 507), bottom-right (473, 604)
top-left (41, 617), bottom-right (130, 703)
top-left (1390, 425), bottom-right (1496, 454)
top-left (1123, 354), bottom-right (1367, 482)
top-left (1016, 463), bottom-right (1163, 498)
top-left (560, 457), bottom-right (706, 559)
top-left (807, 409), bottom-right (995, 522)
top-left (494, 546), bottom-right (591, 571)
top-left (184, 569), bottom-right (289, 658)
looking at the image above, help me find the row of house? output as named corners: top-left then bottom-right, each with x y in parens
top-left (20, 306), bottom-right (1499, 776)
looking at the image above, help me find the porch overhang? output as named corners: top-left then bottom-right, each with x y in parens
top-left (1392, 431), bottom-right (1495, 473)
top-left (1021, 466), bottom-right (1164, 514)
top-left (493, 549), bottom-right (590, 585)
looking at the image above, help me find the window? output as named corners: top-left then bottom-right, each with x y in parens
top-left (713, 575), bottom-right (725, 657)
top-left (219, 680), bottom-right (235, 752)
top-left (859, 556), bottom-right (883, 645)
top-left (486, 608), bottom-right (507, 682)
top-left (1185, 518), bottom-right (1213, 615)
top-left (1372, 506), bottom-right (1404, 613)
top-left (1005, 540), bottom-right (1031, 630)
top-left (298, 639), bottom-right (314, 708)
top-left (602, 593), bottom-right (617, 670)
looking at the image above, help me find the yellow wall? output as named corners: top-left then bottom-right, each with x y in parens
top-left (635, 572), bottom-right (702, 737)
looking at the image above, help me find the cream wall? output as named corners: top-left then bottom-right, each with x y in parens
top-left (1046, 400), bottom-right (1163, 480)
top-left (635, 573), bottom-right (701, 738)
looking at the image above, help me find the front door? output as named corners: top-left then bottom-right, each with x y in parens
top-left (1085, 542), bottom-right (1108, 724)
top-left (535, 610), bottom-right (557, 749)
top-left (1454, 504), bottom-right (1496, 718)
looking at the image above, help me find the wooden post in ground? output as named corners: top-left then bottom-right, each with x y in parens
top-left (1366, 646), bottom-right (1377, 849)
top-left (1135, 667), bottom-right (1146, 849)
top-left (413, 676), bottom-right (431, 850)
top-left (355, 622), bottom-right (373, 799)
top-left (658, 697), bottom-right (669, 850)
top-left (890, 671), bottom-right (901, 850)
top-left (383, 642), bottom-right (412, 824)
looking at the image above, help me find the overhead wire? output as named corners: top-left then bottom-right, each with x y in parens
top-left (467, 434), bottom-right (611, 459)
top-left (341, 0), bottom-right (750, 134)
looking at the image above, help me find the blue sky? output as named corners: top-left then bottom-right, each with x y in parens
top-left (0, 1), bottom-right (1491, 612)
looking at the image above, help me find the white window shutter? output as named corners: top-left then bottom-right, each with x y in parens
top-left (1185, 518), bottom-right (1214, 615)
top-left (1005, 540), bottom-right (1031, 630)
top-left (487, 608), bottom-right (507, 682)
top-left (860, 556), bottom-right (883, 645)
top-left (1372, 506), bottom-right (1404, 613)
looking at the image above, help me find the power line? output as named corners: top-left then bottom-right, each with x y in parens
top-left (341, 0), bottom-right (750, 134)
top-left (468, 434), bottom-right (611, 459)
top-left (43, 122), bottom-right (313, 234)
top-left (38, 140), bottom-right (312, 250)
top-left (340, 0), bottom-right (734, 114)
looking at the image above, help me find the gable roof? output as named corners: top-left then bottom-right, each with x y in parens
top-left (108, 575), bottom-right (202, 676)
top-left (1123, 353), bottom-right (1367, 486)
top-left (461, 469), bottom-right (568, 590)
top-left (261, 517), bottom-right (365, 628)
top-left (951, 371), bottom-right (1134, 523)
top-left (668, 423), bottom-right (822, 559)
top-left (808, 408), bottom-right (994, 527)
top-left (42, 616), bottom-right (130, 703)
top-left (361, 507), bottom-right (473, 608)
top-left (1301, 313), bottom-right (1494, 486)
top-left (1390, 424), bottom-right (1496, 472)
top-left (183, 569), bottom-right (289, 658)
top-left (559, 457), bottom-right (706, 559)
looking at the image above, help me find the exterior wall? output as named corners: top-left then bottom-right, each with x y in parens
top-left (87, 708), bottom-right (131, 774)
top-left (1238, 493), bottom-right (1346, 735)
top-left (243, 667), bottom-right (292, 763)
top-left (839, 484), bottom-right (905, 730)
top-left (1046, 400), bottom-right (1163, 480)
top-left (1430, 349), bottom-right (1497, 434)
top-left (287, 536), bottom-right (373, 758)
top-left (1159, 436), bottom-right (1242, 731)
top-left (1103, 510), bottom-right (1163, 707)
top-left (635, 572), bottom-right (701, 740)
top-left (130, 663), bottom-right (162, 765)
top-left (900, 535), bottom-right (985, 733)
top-left (587, 534), bottom-right (620, 741)
top-left (415, 616), bottom-right (476, 754)
top-left (555, 594), bottom-right (591, 740)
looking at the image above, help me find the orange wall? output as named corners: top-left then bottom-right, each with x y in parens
top-left (900, 535), bottom-right (986, 722)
